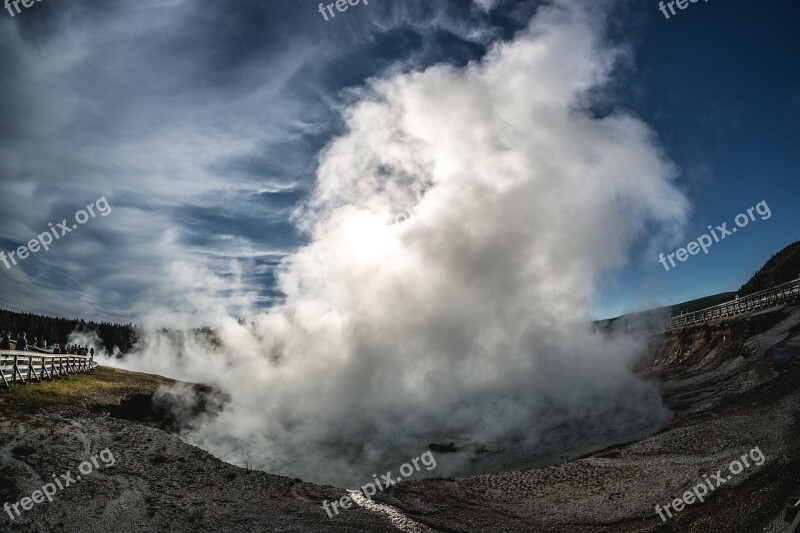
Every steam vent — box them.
[1,0,799,531]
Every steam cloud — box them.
[109,0,688,485]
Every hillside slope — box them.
[740,241,800,296]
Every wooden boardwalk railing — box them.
[0,351,96,391]
[659,277,800,332]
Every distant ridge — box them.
[739,241,800,297]
[668,291,738,316]
[601,240,800,326]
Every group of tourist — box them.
[0,332,35,351]
[0,331,94,360]
[53,344,94,359]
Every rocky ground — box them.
[1,303,799,532]
[0,369,396,532]
[372,304,800,532]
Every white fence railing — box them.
[0,350,96,391]
[659,277,800,332]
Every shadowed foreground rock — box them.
[0,369,395,532]
[1,304,799,532]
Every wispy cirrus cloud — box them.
[0,0,514,323]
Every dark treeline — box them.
[0,308,139,354]
[739,241,800,296]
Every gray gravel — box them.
[374,305,800,532]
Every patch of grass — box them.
[0,366,175,421]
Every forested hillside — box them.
[739,241,800,296]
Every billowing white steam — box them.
[109,1,688,485]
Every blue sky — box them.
[596,0,800,317]
[0,0,797,324]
